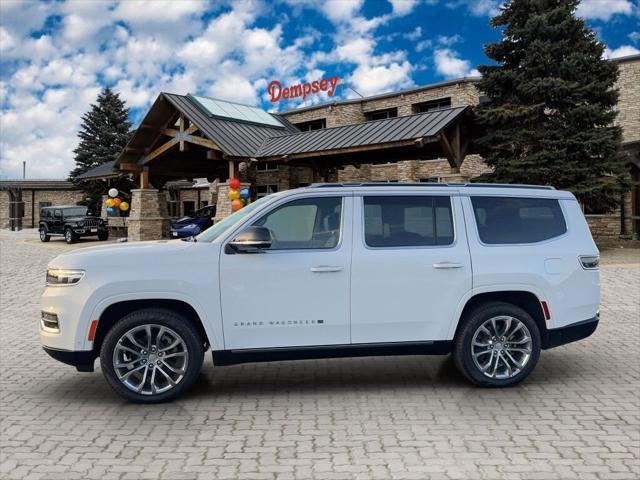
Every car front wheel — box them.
[64,228,77,244]
[98,230,109,241]
[100,308,204,403]
[453,302,541,387]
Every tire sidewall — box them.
[100,308,204,403]
[64,228,75,244]
[454,302,541,387]
[39,227,50,242]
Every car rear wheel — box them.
[453,302,541,387]
[100,308,204,403]
[64,228,77,244]
[39,227,50,242]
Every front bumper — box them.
[43,346,95,372]
[543,315,599,349]
[72,226,108,235]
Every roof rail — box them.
[308,182,556,190]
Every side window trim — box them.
[359,194,457,250]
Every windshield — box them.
[196,195,274,242]
[63,207,88,217]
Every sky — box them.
[0,0,639,179]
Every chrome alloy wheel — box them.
[112,324,189,395]
[471,315,533,380]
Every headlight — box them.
[78,221,84,227]
[46,269,85,286]
[184,224,198,229]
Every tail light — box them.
[579,255,599,270]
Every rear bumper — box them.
[543,315,599,349]
[43,346,95,372]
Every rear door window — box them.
[471,196,567,244]
[363,196,454,247]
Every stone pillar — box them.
[127,189,170,241]
[277,164,292,191]
[214,182,251,223]
[397,160,419,182]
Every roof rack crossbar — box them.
[308,182,555,190]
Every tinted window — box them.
[254,197,342,250]
[62,207,88,217]
[471,196,567,244]
[364,196,454,247]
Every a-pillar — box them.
[214,182,251,223]
[127,189,170,241]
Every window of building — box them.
[200,200,209,208]
[413,97,452,113]
[471,196,567,244]
[365,108,398,121]
[364,196,454,247]
[256,161,279,171]
[294,118,326,131]
[420,177,440,183]
[254,197,342,250]
[257,184,279,198]
[183,201,195,216]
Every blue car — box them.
[170,205,216,239]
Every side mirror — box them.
[228,226,271,253]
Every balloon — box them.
[106,207,116,215]
[240,188,250,199]
[105,198,115,207]
[229,178,241,190]
[231,199,243,211]
[240,198,247,206]
[108,188,118,198]
[228,189,240,200]
[113,198,122,206]
[119,201,129,211]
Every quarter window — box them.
[471,196,567,244]
[254,197,342,250]
[363,196,454,247]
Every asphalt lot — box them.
[1,229,639,480]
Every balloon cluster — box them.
[228,178,250,212]
[105,188,129,215]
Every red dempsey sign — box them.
[268,76,340,102]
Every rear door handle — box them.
[310,265,343,273]
[433,262,464,269]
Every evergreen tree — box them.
[474,0,625,212]
[69,87,132,212]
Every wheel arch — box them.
[92,299,211,358]
[452,290,549,347]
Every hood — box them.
[65,216,101,223]
[48,239,195,270]
[172,216,207,227]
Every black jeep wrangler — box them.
[39,206,109,244]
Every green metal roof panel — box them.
[188,94,284,128]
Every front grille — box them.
[84,218,101,227]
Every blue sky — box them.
[1,0,639,179]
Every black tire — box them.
[452,301,541,387]
[98,230,109,241]
[64,227,77,244]
[100,308,204,403]
[39,227,50,242]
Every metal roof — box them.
[162,93,298,158]
[256,106,469,158]
[75,161,118,181]
[0,179,76,190]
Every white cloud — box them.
[348,61,413,97]
[416,39,433,52]
[629,32,640,43]
[576,0,633,21]
[404,26,422,41]
[433,48,478,78]
[320,0,364,23]
[446,0,501,17]
[388,0,419,16]
[603,45,640,59]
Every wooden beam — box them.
[141,137,179,164]
[179,114,185,152]
[140,167,149,189]
[438,131,459,169]
[183,134,221,151]
[118,163,143,173]
[228,160,237,179]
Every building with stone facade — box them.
[0,180,84,230]
[3,55,637,242]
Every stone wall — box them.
[616,56,640,144]
[127,189,170,241]
[0,188,83,229]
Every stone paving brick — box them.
[1,229,639,479]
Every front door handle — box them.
[433,262,464,269]
[310,265,343,273]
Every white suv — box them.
[41,183,600,402]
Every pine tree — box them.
[69,87,132,212]
[474,0,625,212]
